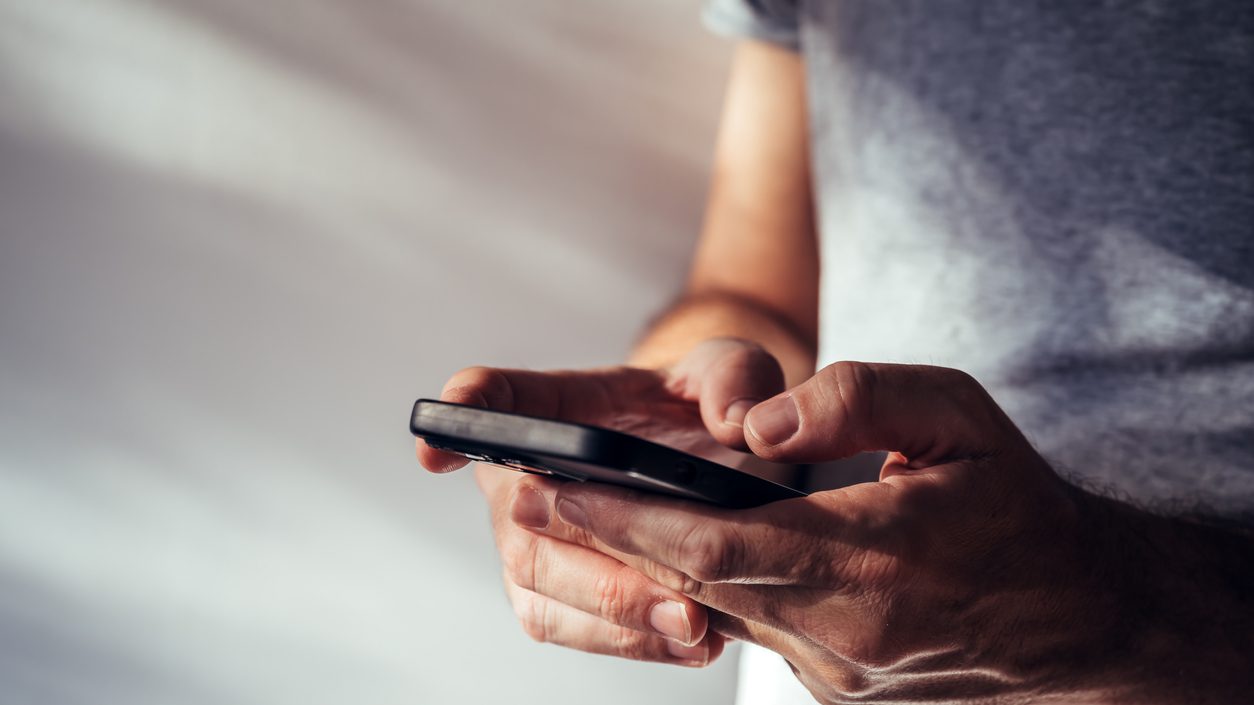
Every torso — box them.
[803,0,1254,520]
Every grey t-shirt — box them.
[706,0,1254,522]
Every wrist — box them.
[1073,490,1254,703]
[629,292,816,385]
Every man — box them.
[418,2,1254,702]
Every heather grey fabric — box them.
[705,0,1254,522]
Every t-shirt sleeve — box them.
[701,0,800,51]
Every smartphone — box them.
[410,399,807,508]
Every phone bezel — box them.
[411,399,807,508]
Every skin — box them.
[512,361,1254,703]
[418,40,817,668]
[416,41,1254,702]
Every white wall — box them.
[0,1,740,702]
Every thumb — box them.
[743,361,1025,465]
[666,338,786,450]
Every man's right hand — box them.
[414,338,788,667]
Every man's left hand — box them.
[512,362,1250,704]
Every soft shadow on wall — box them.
[0,1,737,704]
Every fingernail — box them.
[722,398,759,427]
[666,639,708,665]
[511,486,549,529]
[649,601,692,644]
[746,394,799,446]
[555,498,588,529]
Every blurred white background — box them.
[0,1,739,703]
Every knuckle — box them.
[500,531,539,590]
[792,658,870,701]
[940,366,988,408]
[822,361,877,428]
[937,365,980,390]
[477,464,515,504]
[444,366,513,407]
[647,562,704,598]
[721,340,771,369]
[828,666,873,699]
[515,591,551,643]
[932,366,1011,439]
[608,624,652,660]
[563,523,601,550]
[842,631,895,670]
[675,523,738,584]
[592,568,629,626]
[694,336,758,361]
[712,342,783,390]
[831,598,902,671]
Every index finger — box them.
[415,365,667,473]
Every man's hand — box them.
[515,362,1253,703]
[415,338,788,667]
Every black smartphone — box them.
[410,399,807,508]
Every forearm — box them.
[629,42,816,388]
[629,289,816,387]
